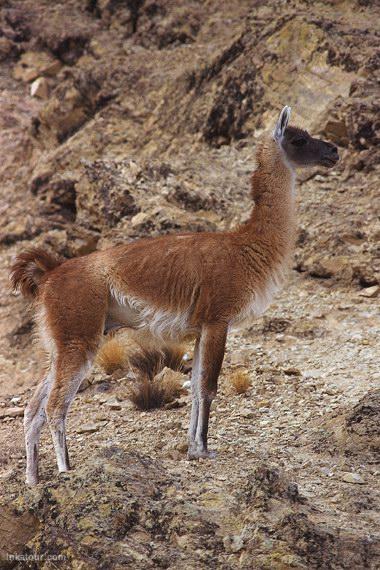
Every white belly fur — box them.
[108,286,193,341]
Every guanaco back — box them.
[10,106,339,485]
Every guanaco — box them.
[10,107,339,485]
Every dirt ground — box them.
[0,1,379,568]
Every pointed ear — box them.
[273,106,291,143]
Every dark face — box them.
[281,126,339,168]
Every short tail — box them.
[10,247,63,298]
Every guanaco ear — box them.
[273,106,291,143]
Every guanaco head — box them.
[273,106,339,168]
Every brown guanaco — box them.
[10,106,339,485]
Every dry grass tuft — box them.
[156,367,187,401]
[128,367,187,411]
[129,344,187,379]
[229,368,251,394]
[96,330,188,379]
[128,377,167,410]
[96,337,128,374]
[163,346,188,372]
[128,347,165,380]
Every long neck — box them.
[238,137,297,258]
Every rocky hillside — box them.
[0,0,379,568]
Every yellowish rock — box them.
[30,77,49,99]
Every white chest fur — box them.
[230,263,288,330]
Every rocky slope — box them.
[0,0,379,568]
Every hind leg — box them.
[46,349,94,474]
[36,269,107,478]
[24,369,54,485]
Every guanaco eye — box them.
[292,137,307,147]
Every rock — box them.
[241,409,255,419]
[0,37,15,61]
[341,473,365,485]
[164,399,187,410]
[13,51,61,82]
[284,367,302,377]
[353,264,379,288]
[10,397,21,404]
[30,77,49,99]
[104,398,123,410]
[155,367,187,385]
[76,160,138,230]
[306,256,352,280]
[76,422,105,433]
[346,390,380,438]
[223,534,244,553]
[0,508,40,567]
[323,117,349,147]
[358,285,379,298]
[229,349,253,366]
[78,378,91,393]
[37,89,90,144]
[0,407,24,418]
[131,212,150,229]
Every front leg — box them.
[188,322,227,460]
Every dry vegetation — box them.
[228,368,252,395]
[97,330,188,378]
[128,377,168,411]
[96,336,129,374]
[157,367,187,401]
[128,367,187,411]
[97,331,189,411]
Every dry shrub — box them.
[163,345,188,372]
[229,368,251,394]
[128,377,167,410]
[156,367,187,401]
[128,368,187,411]
[128,347,165,380]
[96,337,128,374]
[96,329,188,378]
[129,344,187,379]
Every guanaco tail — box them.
[10,106,339,485]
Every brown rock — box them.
[76,160,138,230]
[306,256,353,280]
[0,509,40,566]
[0,37,15,61]
[13,51,61,82]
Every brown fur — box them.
[13,108,339,483]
